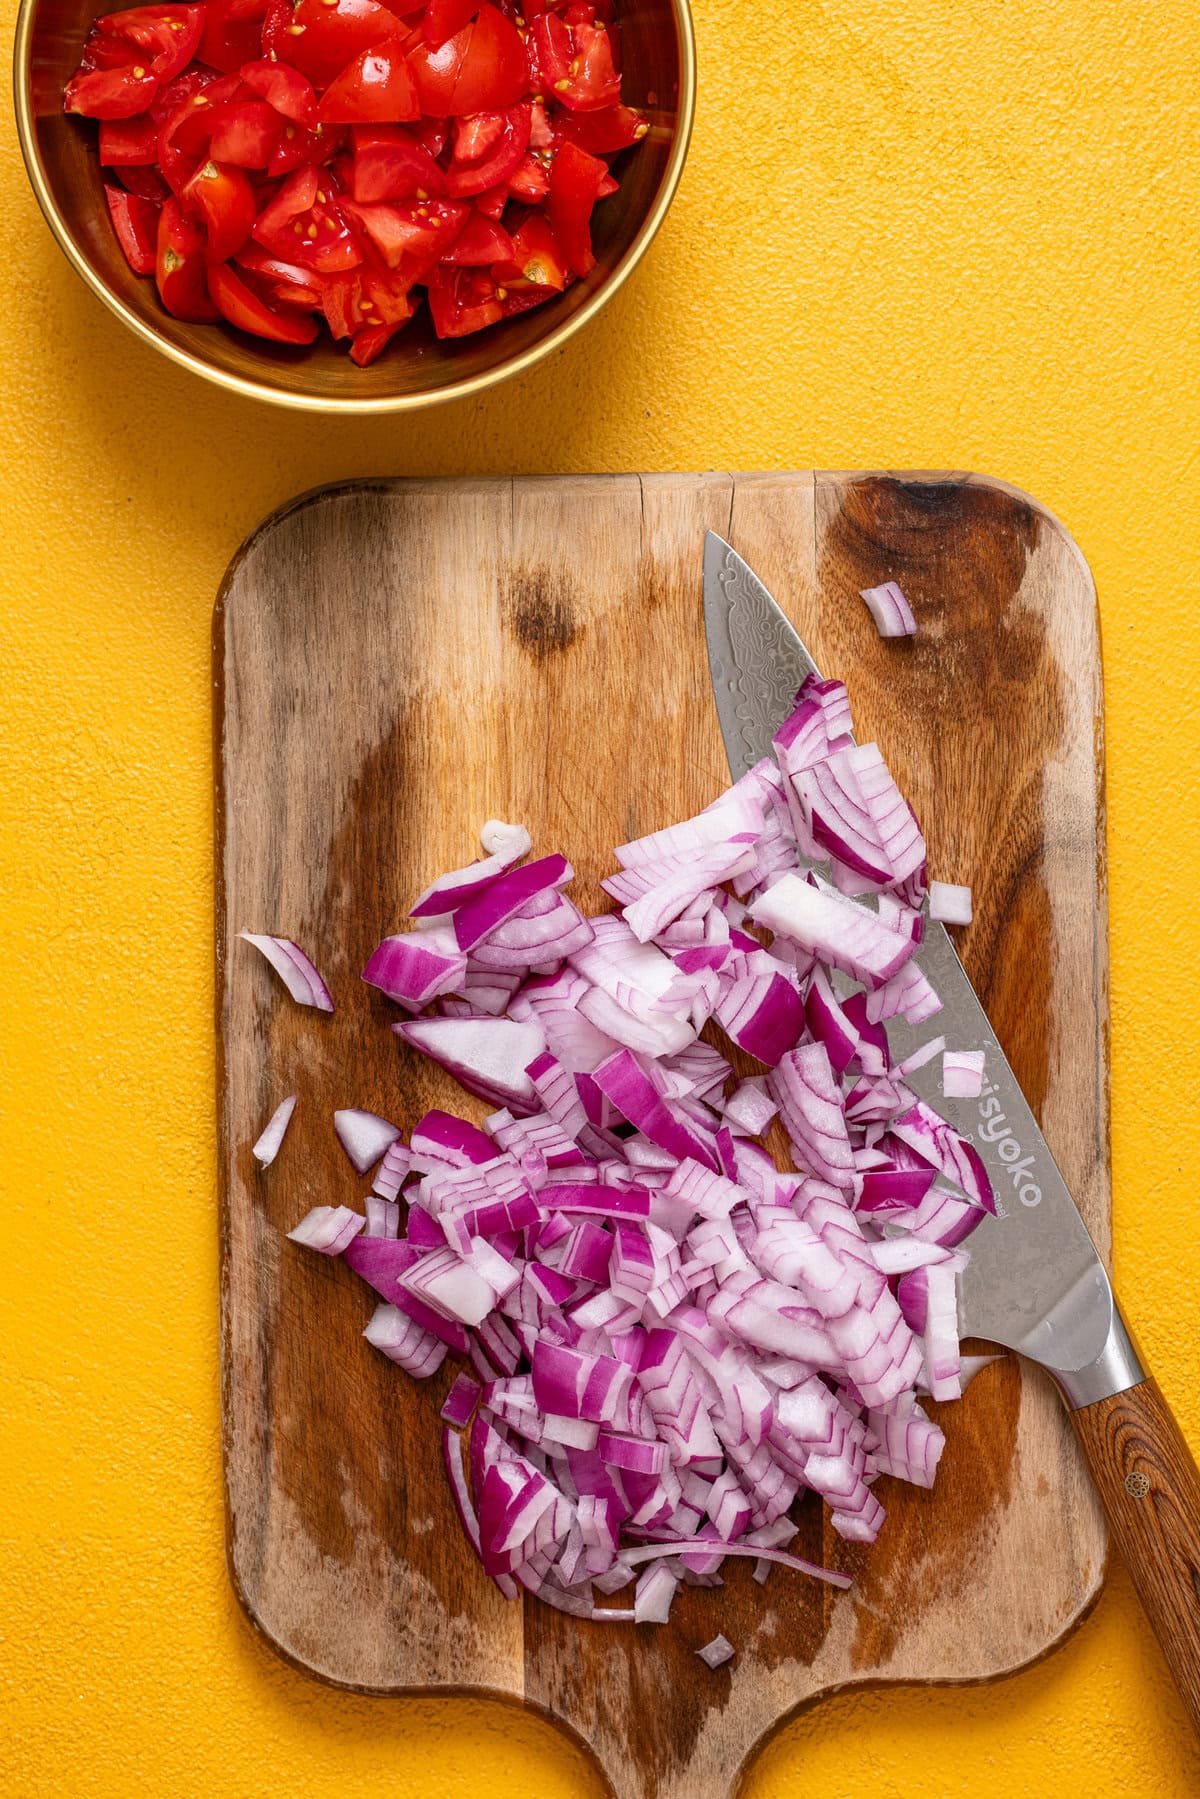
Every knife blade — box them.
[702,530,1136,1399]
[704,532,1200,1738]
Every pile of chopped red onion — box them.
[248,670,1002,1637]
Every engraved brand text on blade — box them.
[978,1081,1042,1208]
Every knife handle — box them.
[1070,1374,1200,1736]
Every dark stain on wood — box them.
[503,566,582,661]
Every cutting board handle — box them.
[1070,1373,1200,1736]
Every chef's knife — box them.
[703,531,1200,1735]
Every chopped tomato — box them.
[268,118,339,176]
[63,0,640,353]
[104,180,160,272]
[97,4,205,82]
[443,101,529,196]
[254,161,319,230]
[350,124,446,200]
[239,58,319,127]
[208,260,320,340]
[493,208,567,290]
[553,101,645,153]
[157,75,240,191]
[235,241,324,305]
[423,0,474,50]
[348,316,407,364]
[531,11,619,112]
[409,114,447,156]
[64,1,205,114]
[319,43,420,124]
[506,152,548,202]
[208,99,280,165]
[200,0,266,73]
[449,4,526,113]
[155,194,218,317]
[100,113,161,163]
[472,180,507,218]
[498,277,564,317]
[258,0,292,61]
[182,158,256,259]
[426,263,502,335]
[252,165,363,271]
[528,99,553,149]
[340,195,465,275]
[545,136,603,275]
[116,162,171,200]
[405,24,467,113]
[320,262,414,336]
[276,0,405,91]
[407,3,523,115]
[452,109,503,161]
[149,64,222,122]
[65,63,159,119]
[440,207,511,263]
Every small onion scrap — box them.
[859,581,917,639]
[240,931,334,1011]
[253,1094,297,1167]
[942,1050,986,1100]
[928,881,973,926]
[281,674,996,1630]
[696,1633,735,1669]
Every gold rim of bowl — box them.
[12,0,696,414]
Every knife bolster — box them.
[1047,1301,1146,1410]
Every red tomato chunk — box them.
[63,0,648,360]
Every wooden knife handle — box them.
[1070,1375,1200,1735]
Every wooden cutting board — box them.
[215,471,1110,1798]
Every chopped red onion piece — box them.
[859,580,917,638]
[410,820,532,919]
[441,1371,483,1428]
[333,1108,401,1174]
[751,875,918,991]
[929,880,973,926]
[942,1049,986,1099]
[634,1562,678,1622]
[364,1193,401,1239]
[720,1077,778,1135]
[624,1539,851,1590]
[453,854,574,953]
[287,1204,363,1255]
[714,969,805,1064]
[395,1017,545,1112]
[252,1094,296,1167]
[696,1632,735,1668]
[372,1138,413,1201]
[362,928,467,1008]
[770,1043,855,1190]
[895,1034,946,1078]
[364,1303,448,1378]
[240,931,334,1011]
[890,1099,995,1213]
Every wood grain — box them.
[1071,1377,1200,1735]
[215,471,1110,1798]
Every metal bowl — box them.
[13,0,694,413]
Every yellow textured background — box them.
[3,0,1199,1792]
